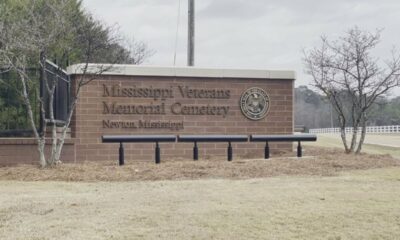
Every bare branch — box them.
[303,26,400,153]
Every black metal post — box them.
[155,142,160,164]
[264,141,270,159]
[227,141,232,161]
[297,141,302,158]
[193,141,198,160]
[119,142,124,166]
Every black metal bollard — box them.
[227,141,233,161]
[193,141,198,161]
[297,141,302,158]
[155,142,160,164]
[119,142,125,166]
[264,141,270,159]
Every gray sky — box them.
[82,0,400,87]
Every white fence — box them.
[309,125,400,134]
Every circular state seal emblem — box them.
[240,87,270,120]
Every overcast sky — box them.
[82,0,400,87]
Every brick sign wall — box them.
[71,67,294,162]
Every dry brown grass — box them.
[1,168,400,240]
[0,147,399,182]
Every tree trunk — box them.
[19,72,49,166]
[349,126,358,152]
[54,126,68,162]
[356,114,367,154]
[337,114,350,153]
[49,123,58,165]
[340,127,351,153]
[38,139,46,168]
[54,89,80,163]
[47,79,58,166]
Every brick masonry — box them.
[0,139,75,166]
[0,69,294,166]
[71,75,294,162]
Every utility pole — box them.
[187,0,195,66]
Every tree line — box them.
[0,0,153,135]
[295,85,400,130]
[0,0,153,67]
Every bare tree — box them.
[0,0,151,167]
[303,26,400,153]
[118,36,155,64]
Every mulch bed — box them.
[0,147,399,182]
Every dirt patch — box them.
[0,147,399,182]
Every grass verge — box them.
[306,134,400,159]
[1,167,400,239]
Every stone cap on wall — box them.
[67,64,296,80]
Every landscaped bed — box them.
[0,147,399,181]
